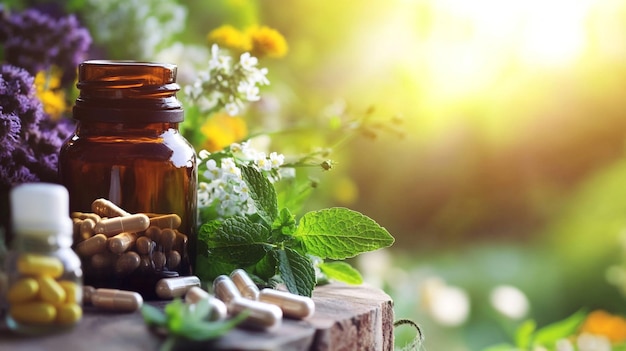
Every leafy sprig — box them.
[141,299,247,351]
[196,164,394,297]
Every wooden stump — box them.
[0,283,394,351]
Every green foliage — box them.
[197,166,394,296]
[141,299,246,351]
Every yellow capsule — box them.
[107,232,137,254]
[91,198,131,217]
[91,288,143,312]
[149,214,181,229]
[76,233,107,256]
[56,303,82,324]
[258,288,316,319]
[17,254,64,278]
[230,269,260,300]
[59,281,82,304]
[10,302,57,324]
[38,276,66,304]
[155,276,201,299]
[94,213,150,237]
[7,277,39,304]
[229,297,283,331]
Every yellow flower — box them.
[580,310,626,343]
[207,25,251,53]
[247,25,288,58]
[35,68,67,120]
[200,112,248,152]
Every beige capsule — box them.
[149,214,181,229]
[159,228,176,252]
[80,218,96,241]
[115,251,141,275]
[229,297,283,331]
[155,276,201,299]
[212,275,241,305]
[259,288,315,319]
[91,288,143,312]
[107,232,137,254]
[230,269,260,300]
[185,286,228,321]
[76,233,108,256]
[94,213,150,237]
[91,198,131,217]
[71,212,101,223]
[135,236,154,255]
[144,226,162,242]
[166,250,181,270]
[90,252,118,270]
[83,285,96,305]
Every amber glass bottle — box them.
[59,61,197,299]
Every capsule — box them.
[185,286,228,321]
[91,288,143,312]
[152,251,166,270]
[17,254,64,278]
[91,198,131,217]
[115,251,141,275]
[56,303,82,324]
[71,212,101,223]
[7,277,39,303]
[230,269,260,300]
[59,281,82,304]
[155,276,201,299]
[76,233,108,256]
[83,286,96,305]
[93,213,150,237]
[149,214,181,229]
[90,252,118,270]
[38,276,66,304]
[80,218,96,241]
[135,236,154,255]
[212,275,241,305]
[166,250,181,270]
[107,232,137,254]
[259,288,315,319]
[159,228,176,252]
[229,297,283,331]
[9,302,57,324]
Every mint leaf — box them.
[241,165,278,225]
[318,261,363,285]
[533,309,586,347]
[277,248,316,296]
[514,320,536,349]
[141,303,168,327]
[195,254,237,282]
[272,207,297,235]
[293,208,394,259]
[204,216,272,266]
[248,251,278,281]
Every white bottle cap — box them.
[10,183,73,235]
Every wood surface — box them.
[0,282,394,351]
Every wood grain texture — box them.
[0,283,394,351]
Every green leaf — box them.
[195,254,237,282]
[272,207,297,235]
[241,165,278,225]
[293,208,395,259]
[249,251,278,281]
[514,319,536,349]
[533,309,587,347]
[276,248,316,297]
[141,303,168,327]
[318,261,363,285]
[204,216,272,266]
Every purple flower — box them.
[0,64,73,188]
[0,7,91,85]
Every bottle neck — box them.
[75,121,180,137]
[13,232,72,253]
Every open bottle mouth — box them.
[73,60,184,123]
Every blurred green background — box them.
[10,0,626,348]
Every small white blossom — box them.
[203,159,221,180]
[556,339,575,351]
[225,101,239,116]
[198,149,211,160]
[239,52,258,70]
[577,333,611,351]
[269,152,285,169]
[238,81,261,101]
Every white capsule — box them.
[229,297,283,331]
[230,269,260,300]
[212,275,241,305]
[185,286,228,321]
[155,276,201,299]
[259,288,315,319]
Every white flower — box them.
[238,81,261,101]
[250,67,270,86]
[420,277,470,327]
[556,339,575,351]
[225,101,240,116]
[239,52,258,70]
[489,285,529,320]
[198,149,211,160]
[577,333,611,351]
[269,152,285,169]
[203,159,221,180]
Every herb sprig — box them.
[196,164,395,297]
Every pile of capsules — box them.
[6,254,82,325]
[71,198,188,278]
[82,269,315,332]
